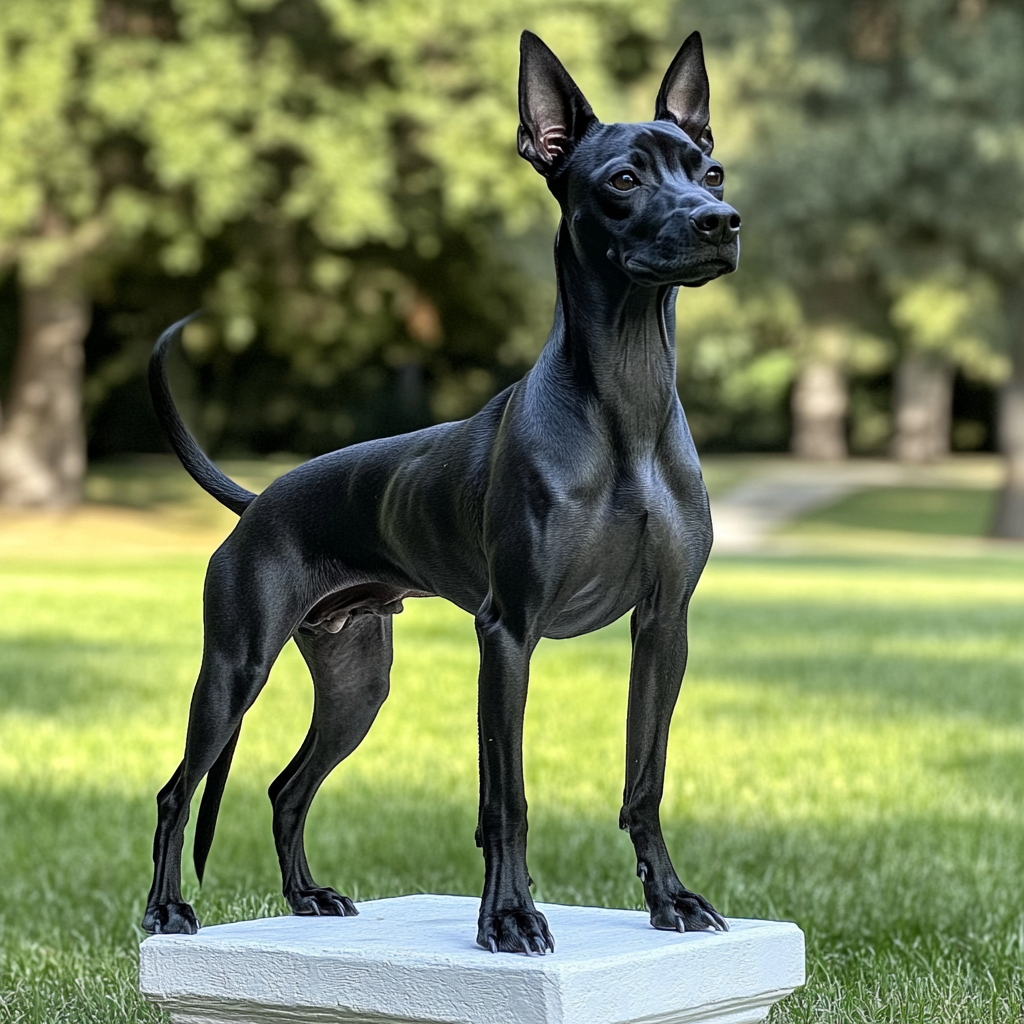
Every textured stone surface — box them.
[139,894,804,1024]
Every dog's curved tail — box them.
[193,723,242,885]
[149,314,256,516]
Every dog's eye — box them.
[610,171,640,191]
[704,167,724,188]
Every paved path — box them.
[707,457,1003,552]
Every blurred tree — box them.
[994,286,1024,537]
[0,0,675,505]
[673,278,799,453]
[0,1,100,504]
[690,0,1024,526]
[679,0,901,460]
[790,331,849,460]
[889,271,1002,461]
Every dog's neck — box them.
[535,220,680,452]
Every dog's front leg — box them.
[619,590,727,933]
[473,601,554,954]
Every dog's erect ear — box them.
[655,31,713,155]
[518,31,597,176]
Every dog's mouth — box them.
[676,256,736,288]
[619,246,738,288]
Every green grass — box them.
[2,491,1024,1020]
[797,486,1000,537]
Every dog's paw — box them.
[142,901,199,934]
[287,887,358,918]
[477,909,555,955]
[649,887,727,933]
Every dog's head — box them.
[518,31,740,288]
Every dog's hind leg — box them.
[142,552,297,935]
[269,614,393,917]
[142,652,280,933]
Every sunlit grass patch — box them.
[795,486,1000,537]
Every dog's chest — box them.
[542,460,705,638]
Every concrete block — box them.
[140,894,804,1024]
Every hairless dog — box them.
[143,30,740,955]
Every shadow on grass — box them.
[688,598,1024,721]
[0,638,188,718]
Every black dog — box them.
[142,30,740,955]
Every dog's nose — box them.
[689,204,741,245]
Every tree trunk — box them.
[0,271,89,506]
[992,361,1024,539]
[890,350,953,462]
[791,359,848,459]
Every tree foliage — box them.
[5,0,1024,525]
[678,0,1024,453]
[0,0,680,482]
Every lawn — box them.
[2,463,1024,1022]
[797,487,1000,537]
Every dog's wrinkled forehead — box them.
[570,121,707,182]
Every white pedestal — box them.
[139,894,804,1024]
